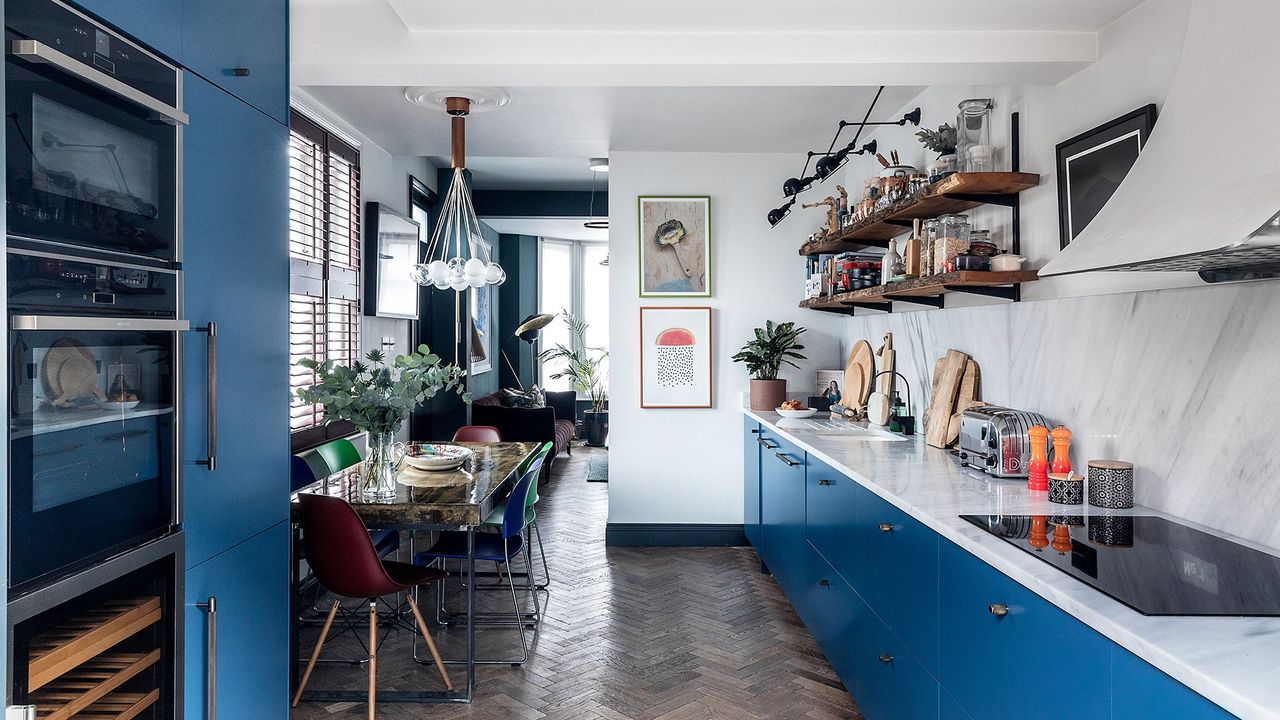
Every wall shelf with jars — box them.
[800,111,1039,314]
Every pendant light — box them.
[583,158,608,230]
[408,93,506,290]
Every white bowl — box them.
[989,254,1025,272]
[776,407,818,418]
[403,443,474,472]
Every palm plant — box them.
[732,320,807,380]
[539,311,608,414]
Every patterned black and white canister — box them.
[1087,460,1134,509]
[1088,513,1134,547]
[1048,472,1084,505]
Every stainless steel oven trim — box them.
[10,315,189,331]
[10,40,189,125]
[5,236,178,270]
[6,245,181,276]
[34,0,186,78]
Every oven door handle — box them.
[11,40,190,125]
[10,315,190,332]
[196,322,217,471]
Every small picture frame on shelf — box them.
[1056,104,1158,249]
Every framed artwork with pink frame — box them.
[639,306,712,408]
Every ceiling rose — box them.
[403,86,511,113]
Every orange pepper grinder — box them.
[1029,515,1049,551]
[1050,426,1073,474]
[1051,523,1073,554]
[1028,425,1049,492]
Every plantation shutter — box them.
[288,111,361,446]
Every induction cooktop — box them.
[961,514,1280,616]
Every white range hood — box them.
[1039,0,1280,282]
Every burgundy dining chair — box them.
[453,425,502,442]
[292,493,452,718]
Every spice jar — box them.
[934,213,971,273]
[921,219,940,276]
[956,99,995,172]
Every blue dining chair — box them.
[412,456,544,666]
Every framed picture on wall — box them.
[639,306,712,408]
[637,196,711,297]
[1056,104,1158,248]
[469,233,494,375]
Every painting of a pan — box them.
[638,196,711,297]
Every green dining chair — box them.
[483,441,553,589]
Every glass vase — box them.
[362,431,405,502]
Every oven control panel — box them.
[7,250,178,318]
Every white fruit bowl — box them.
[776,407,817,418]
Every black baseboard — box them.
[605,523,747,547]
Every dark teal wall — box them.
[468,221,502,399]
[497,234,540,390]
[474,190,607,217]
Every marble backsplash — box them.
[840,280,1280,550]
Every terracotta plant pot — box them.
[749,379,787,411]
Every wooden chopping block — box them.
[841,340,875,411]
[944,358,982,444]
[925,350,969,448]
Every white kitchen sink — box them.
[774,417,910,442]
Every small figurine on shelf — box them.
[802,195,840,236]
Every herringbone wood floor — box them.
[292,444,862,719]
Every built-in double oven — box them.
[5,0,187,716]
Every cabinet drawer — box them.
[805,459,857,581]
[853,483,939,673]
[758,431,806,592]
[791,544,862,684]
[939,539,1112,719]
[852,588,940,720]
[1112,646,1233,718]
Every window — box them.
[288,111,361,447]
[538,238,609,392]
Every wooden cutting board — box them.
[925,349,969,448]
[841,340,875,411]
[945,359,982,445]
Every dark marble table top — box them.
[293,441,540,529]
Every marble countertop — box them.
[746,408,1280,720]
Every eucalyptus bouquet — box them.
[296,346,469,499]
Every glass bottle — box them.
[956,99,994,172]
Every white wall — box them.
[607,152,844,524]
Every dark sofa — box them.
[471,389,575,482]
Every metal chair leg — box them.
[367,600,377,720]
[533,520,551,589]
[504,541,529,666]
[523,539,542,625]
[292,600,340,707]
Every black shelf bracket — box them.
[808,304,860,316]
[842,300,894,313]
[944,285,1020,301]
[883,294,944,309]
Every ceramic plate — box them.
[776,407,817,418]
[403,443,474,472]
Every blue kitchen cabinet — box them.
[181,73,290,568]
[182,0,288,123]
[804,456,857,582]
[852,594,940,720]
[938,539,1113,719]
[1111,646,1233,718]
[759,433,806,593]
[791,544,860,682]
[744,419,762,548]
[852,483,940,674]
[185,522,290,720]
[71,0,183,63]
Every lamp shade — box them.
[515,313,556,342]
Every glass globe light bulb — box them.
[464,257,486,278]
[483,262,505,285]
[410,263,431,285]
[427,259,449,283]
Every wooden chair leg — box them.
[368,600,377,720]
[406,593,454,690]
[292,600,340,707]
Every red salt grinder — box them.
[1050,425,1073,475]
[1027,425,1049,492]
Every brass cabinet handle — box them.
[988,603,1009,617]
[878,653,893,663]
[818,578,830,587]
[818,479,833,486]
[878,523,894,533]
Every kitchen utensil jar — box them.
[957,98,995,172]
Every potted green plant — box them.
[732,320,807,411]
[539,312,609,447]
[296,346,469,501]
[916,123,958,179]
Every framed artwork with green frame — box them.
[637,195,711,297]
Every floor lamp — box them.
[502,313,555,389]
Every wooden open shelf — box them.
[28,597,162,692]
[799,172,1040,256]
[800,270,1039,313]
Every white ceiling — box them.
[291,0,1145,189]
[482,217,609,242]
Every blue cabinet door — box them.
[939,539,1112,719]
[181,74,290,568]
[185,522,290,720]
[744,418,762,547]
[1111,646,1233,718]
[182,0,288,123]
[72,0,182,63]
[853,600,940,720]
[759,435,806,593]
[852,483,940,674]
[804,457,857,584]
[792,543,862,685]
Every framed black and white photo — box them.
[1056,104,1157,248]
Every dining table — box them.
[290,440,540,705]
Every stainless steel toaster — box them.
[957,406,1049,478]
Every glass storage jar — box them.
[935,213,971,273]
[921,219,941,276]
[956,98,995,172]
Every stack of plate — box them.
[403,443,474,472]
